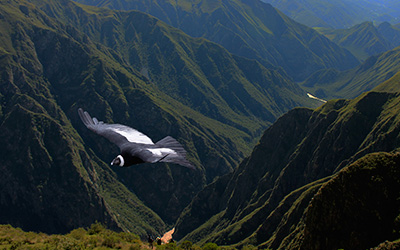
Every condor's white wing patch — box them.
[112,126,154,144]
[147,148,177,156]
[78,108,154,147]
[79,108,195,169]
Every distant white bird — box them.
[78,108,195,169]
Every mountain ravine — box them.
[0,0,318,234]
[174,91,400,249]
[73,0,360,81]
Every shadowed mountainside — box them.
[174,91,400,249]
[298,152,400,250]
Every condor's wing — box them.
[133,136,195,169]
[134,146,195,170]
[78,108,154,148]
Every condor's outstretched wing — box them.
[78,108,154,148]
[147,136,195,169]
[132,140,195,169]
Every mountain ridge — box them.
[315,21,400,62]
[0,0,319,233]
[263,0,400,29]
[4,0,400,246]
[73,0,360,81]
[298,151,400,250]
[174,90,400,249]
[301,44,400,100]
[316,21,392,61]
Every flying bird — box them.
[78,108,195,169]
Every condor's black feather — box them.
[78,108,194,169]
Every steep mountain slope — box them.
[38,0,323,222]
[316,22,393,61]
[296,152,400,250]
[374,71,400,93]
[301,45,400,100]
[174,91,400,249]
[0,1,166,236]
[377,21,400,48]
[34,0,316,136]
[73,0,359,81]
[263,0,400,29]
[0,0,319,232]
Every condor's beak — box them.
[111,158,120,166]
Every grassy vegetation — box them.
[0,223,143,250]
[175,91,400,248]
[315,22,390,61]
[0,223,259,250]
[301,45,400,100]
[75,0,360,82]
[301,152,400,250]
[374,71,400,93]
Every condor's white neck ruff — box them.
[116,155,124,166]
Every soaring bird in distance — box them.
[78,108,195,169]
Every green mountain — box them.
[174,91,400,249]
[301,45,400,100]
[374,71,400,93]
[298,152,400,250]
[377,21,400,48]
[0,0,166,236]
[73,0,359,81]
[0,0,318,234]
[263,0,400,29]
[316,22,392,61]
